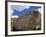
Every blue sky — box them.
[11,5,41,16]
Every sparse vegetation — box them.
[11,11,41,31]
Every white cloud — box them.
[25,6,30,9]
[10,10,14,16]
[11,5,30,12]
[35,8,41,13]
[11,16,19,18]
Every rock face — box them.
[11,11,41,31]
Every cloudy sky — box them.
[10,5,41,18]
[10,5,30,18]
[11,5,30,12]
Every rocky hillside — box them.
[11,11,41,31]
